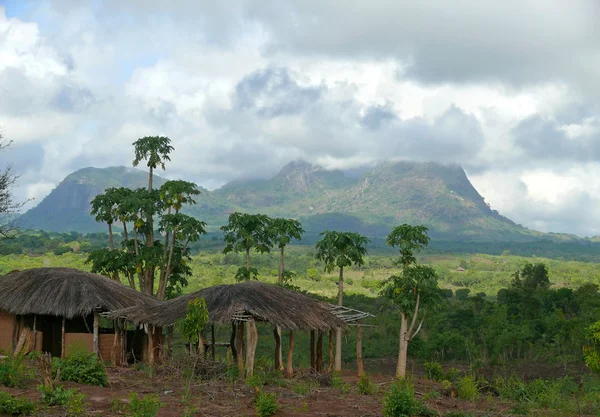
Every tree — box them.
[268,218,304,285]
[380,224,441,378]
[315,230,369,371]
[0,135,23,237]
[221,213,272,281]
[510,262,550,290]
[87,138,207,299]
[584,321,600,374]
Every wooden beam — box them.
[61,317,66,358]
[148,326,155,364]
[230,322,237,362]
[93,311,99,356]
[316,330,323,373]
[236,322,244,377]
[310,330,316,369]
[286,331,295,378]
[32,315,37,351]
[328,329,334,373]
[356,322,364,376]
[112,320,119,366]
[211,325,216,360]
[273,326,282,370]
[245,320,258,378]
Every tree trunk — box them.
[335,266,344,371]
[108,223,114,250]
[286,331,295,378]
[123,222,129,241]
[396,313,408,378]
[245,321,258,378]
[278,246,284,284]
[245,248,251,279]
[274,327,282,370]
[310,330,316,369]
[356,323,364,376]
[316,330,323,373]
[328,329,334,373]
[93,311,99,356]
[237,322,245,377]
[198,332,206,357]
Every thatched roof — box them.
[0,267,157,319]
[105,281,346,331]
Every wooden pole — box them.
[32,315,37,351]
[273,327,282,370]
[230,322,237,361]
[245,320,258,378]
[316,330,323,373]
[236,322,244,377]
[61,317,66,358]
[167,326,174,359]
[286,331,295,378]
[328,329,334,373]
[112,320,119,366]
[310,330,316,369]
[93,311,99,356]
[148,326,155,364]
[356,322,364,376]
[211,325,216,360]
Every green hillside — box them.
[18,160,570,241]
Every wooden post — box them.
[245,320,258,378]
[236,322,244,377]
[310,330,316,369]
[316,330,323,373]
[32,315,37,350]
[167,326,174,359]
[328,329,334,373]
[199,332,206,357]
[286,331,295,378]
[211,325,216,360]
[93,311,99,356]
[148,326,155,364]
[112,320,119,366]
[273,327,282,370]
[61,317,66,358]
[356,322,364,376]
[121,321,127,365]
[230,322,237,361]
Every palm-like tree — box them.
[269,218,304,285]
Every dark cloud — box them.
[360,104,396,130]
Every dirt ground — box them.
[0,362,596,416]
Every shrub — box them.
[357,373,377,395]
[455,288,470,301]
[346,278,354,286]
[53,346,108,386]
[443,368,461,382]
[424,361,444,381]
[0,353,32,388]
[254,391,278,417]
[66,391,88,417]
[39,384,77,406]
[128,393,163,417]
[456,375,479,401]
[0,391,36,416]
[331,372,350,393]
[382,379,422,417]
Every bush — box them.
[331,372,350,393]
[0,353,32,388]
[53,346,108,386]
[0,391,36,416]
[456,375,479,401]
[254,391,279,417]
[39,384,77,406]
[383,379,422,417]
[455,288,471,301]
[424,361,444,381]
[443,368,461,382]
[128,393,163,417]
[357,373,377,395]
[66,391,88,417]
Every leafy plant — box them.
[0,391,36,416]
[254,391,279,417]
[330,372,350,393]
[357,373,377,395]
[382,379,422,417]
[38,384,77,406]
[424,361,444,381]
[66,391,88,417]
[455,375,480,401]
[127,393,163,417]
[53,346,108,386]
[0,353,32,388]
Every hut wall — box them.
[64,333,94,355]
[99,334,122,363]
[0,311,15,352]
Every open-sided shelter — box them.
[0,267,156,363]
[105,281,346,375]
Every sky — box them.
[1,0,600,236]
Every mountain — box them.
[20,161,551,241]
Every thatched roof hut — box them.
[105,281,345,331]
[0,267,156,319]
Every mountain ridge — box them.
[18,161,572,241]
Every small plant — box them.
[0,391,36,416]
[444,412,474,417]
[423,390,441,400]
[357,373,377,395]
[455,375,480,401]
[128,393,163,417]
[39,384,77,406]
[254,391,279,417]
[424,361,444,381]
[330,372,350,393]
[0,353,32,388]
[66,391,88,417]
[110,397,126,413]
[443,367,461,382]
[53,346,108,386]
[246,373,266,388]
[383,379,422,417]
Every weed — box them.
[444,412,474,417]
[331,372,350,393]
[254,391,279,417]
[443,368,461,382]
[424,361,444,382]
[0,391,36,416]
[53,346,108,386]
[38,384,78,406]
[66,391,88,417]
[423,390,441,400]
[109,397,126,413]
[0,354,32,388]
[357,373,377,395]
[382,379,422,417]
[455,375,479,401]
[127,393,163,417]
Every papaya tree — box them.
[269,217,304,285]
[315,230,369,371]
[221,212,272,281]
[380,224,441,378]
[584,321,600,374]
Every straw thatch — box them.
[0,267,156,319]
[105,281,346,331]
